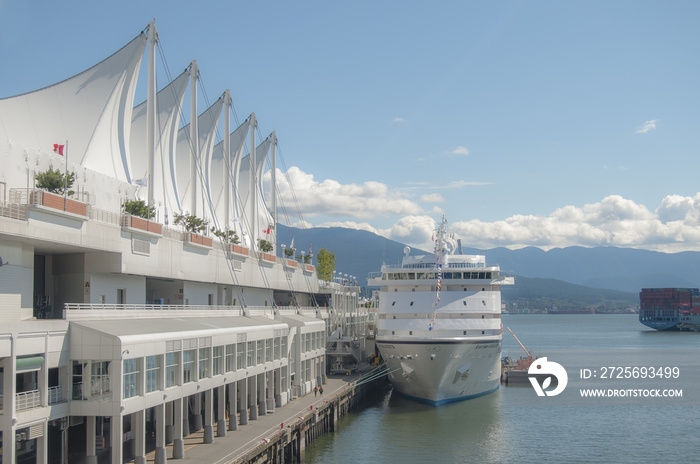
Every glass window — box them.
[225,344,236,372]
[281,336,288,358]
[274,337,281,360]
[213,346,224,376]
[199,347,210,379]
[265,339,272,362]
[146,355,160,393]
[123,358,139,399]
[256,340,264,365]
[247,341,255,367]
[166,352,179,388]
[237,342,246,369]
[183,349,196,383]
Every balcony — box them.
[16,390,41,411]
[73,375,112,401]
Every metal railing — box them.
[72,375,112,401]
[48,385,66,404]
[16,390,41,411]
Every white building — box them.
[0,22,344,464]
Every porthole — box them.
[409,331,413,335]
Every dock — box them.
[127,367,386,464]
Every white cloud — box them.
[451,146,469,156]
[268,166,424,219]
[322,194,700,253]
[635,119,657,134]
[392,117,407,123]
[420,193,446,203]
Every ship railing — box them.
[48,385,67,405]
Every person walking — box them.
[314,386,318,396]
[319,386,324,395]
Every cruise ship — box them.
[0,22,364,464]
[368,218,514,405]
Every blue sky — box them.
[2,1,699,252]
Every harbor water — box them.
[305,314,700,463]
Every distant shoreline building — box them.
[0,23,356,464]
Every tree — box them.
[283,247,295,258]
[316,248,336,281]
[258,239,273,253]
[122,199,156,220]
[211,227,239,244]
[173,212,208,234]
[35,165,76,196]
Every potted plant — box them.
[121,199,161,234]
[32,165,86,216]
[212,227,248,256]
[258,239,275,262]
[174,212,211,247]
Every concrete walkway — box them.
[134,375,358,464]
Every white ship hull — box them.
[376,338,502,405]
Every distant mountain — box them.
[501,276,637,312]
[276,223,425,284]
[277,224,700,298]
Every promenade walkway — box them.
[133,375,357,464]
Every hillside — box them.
[276,224,697,308]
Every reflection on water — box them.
[305,315,700,464]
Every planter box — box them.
[261,253,277,263]
[228,244,249,257]
[285,259,298,268]
[30,190,87,216]
[305,264,315,273]
[185,232,212,248]
[121,214,162,237]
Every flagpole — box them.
[63,140,68,210]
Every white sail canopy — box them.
[238,137,273,245]
[129,70,189,218]
[0,33,147,183]
[209,119,250,229]
[174,97,224,218]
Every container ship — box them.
[369,217,514,405]
[639,288,700,331]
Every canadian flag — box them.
[263,227,270,234]
[53,144,65,155]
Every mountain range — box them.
[277,224,700,308]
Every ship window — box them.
[393,315,396,319]
[482,300,486,305]
[463,331,467,335]
[463,301,467,305]
[410,301,414,306]
[486,272,492,279]
[392,301,396,306]
[482,315,484,319]
[479,272,485,279]
[471,272,478,279]
[482,331,485,335]
[409,331,413,335]
[408,273,415,279]
[392,331,395,335]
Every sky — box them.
[1,1,699,253]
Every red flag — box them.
[53,144,64,155]
[263,228,270,234]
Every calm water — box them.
[305,315,700,464]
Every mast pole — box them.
[223,90,231,227]
[189,61,199,215]
[270,131,276,253]
[146,21,158,207]
[249,113,257,248]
